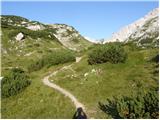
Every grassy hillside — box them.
[1,15,158,119]
[1,15,92,52]
[1,43,158,118]
[1,15,91,119]
[48,46,158,118]
[1,25,65,71]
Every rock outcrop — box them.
[104,8,159,46]
[49,24,91,51]
[26,24,45,31]
[1,15,92,51]
[15,32,24,41]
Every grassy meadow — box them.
[2,43,158,118]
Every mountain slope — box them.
[1,15,92,71]
[1,14,159,119]
[104,8,159,47]
[1,15,92,52]
[49,24,92,51]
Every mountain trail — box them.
[42,56,86,111]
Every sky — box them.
[1,1,159,40]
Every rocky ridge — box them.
[1,15,92,51]
[104,8,159,47]
[49,24,91,51]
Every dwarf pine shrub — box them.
[28,50,76,72]
[1,68,31,98]
[88,43,127,65]
[99,90,159,119]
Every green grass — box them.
[49,48,158,118]
[1,48,158,118]
[1,26,77,118]
[1,65,76,119]
[1,27,65,71]
[1,20,158,118]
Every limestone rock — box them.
[84,73,89,77]
[91,69,96,73]
[104,8,159,44]
[26,24,45,31]
[50,24,89,51]
[15,32,24,41]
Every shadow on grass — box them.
[98,98,122,119]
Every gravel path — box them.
[42,58,86,111]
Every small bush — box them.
[7,26,59,42]
[37,50,43,53]
[1,68,31,98]
[27,44,33,48]
[28,50,76,72]
[33,43,40,47]
[88,43,127,65]
[72,38,79,43]
[123,41,141,51]
[99,90,159,119]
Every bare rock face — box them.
[104,8,159,44]
[26,24,45,31]
[50,24,85,51]
[15,32,24,41]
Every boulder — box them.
[15,32,24,41]
[76,57,82,63]
[91,69,96,73]
[84,73,89,77]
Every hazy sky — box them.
[1,1,158,39]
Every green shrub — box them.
[28,50,76,72]
[88,43,127,65]
[1,15,29,23]
[27,44,33,48]
[123,41,141,51]
[37,50,43,53]
[99,90,159,119]
[72,38,79,43]
[33,43,40,47]
[1,68,31,98]
[7,26,59,42]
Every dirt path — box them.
[42,57,86,111]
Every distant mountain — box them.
[104,8,159,47]
[1,15,92,52]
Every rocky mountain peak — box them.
[104,8,159,44]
